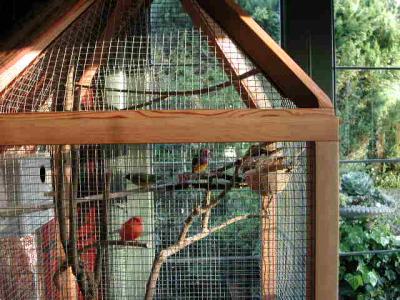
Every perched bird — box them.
[192,148,211,174]
[244,150,292,196]
[125,173,158,188]
[119,216,144,241]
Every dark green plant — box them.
[340,171,393,207]
[335,0,400,160]
[237,0,280,42]
[341,172,374,196]
[340,220,400,299]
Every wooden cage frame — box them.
[0,0,339,299]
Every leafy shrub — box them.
[340,220,400,299]
[340,172,394,207]
[372,169,400,190]
[342,172,374,196]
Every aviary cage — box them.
[0,0,339,299]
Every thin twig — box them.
[145,160,243,300]
[53,146,97,299]
[177,206,202,243]
[77,69,259,98]
[77,69,260,111]
[201,191,212,231]
[94,172,111,292]
[45,181,237,205]
[54,146,68,251]
[68,147,80,295]
[102,240,150,248]
[171,214,262,255]
[79,240,150,254]
[144,213,263,300]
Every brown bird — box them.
[192,148,211,174]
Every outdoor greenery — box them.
[340,220,400,299]
[236,0,280,42]
[339,171,400,299]
[335,0,400,298]
[340,171,394,207]
[335,0,400,162]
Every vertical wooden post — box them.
[306,142,315,299]
[261,194,277,299]
[315,141,339,299]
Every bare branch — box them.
[144,213,263,300]
[102,240,150,248]
[79,240,150,254]
[52,146,97,299]
[94,171,111,288]
[68,146,80,293]
[44,179,237,205]
[145,161,242,300]
[77,68,259,99]
[177,206,202,243]
[201,191,212,231]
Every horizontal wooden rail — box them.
[197,0,333,109]
[0,109,338,145]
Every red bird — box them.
[192,148,211,174]
[119,216,144,241]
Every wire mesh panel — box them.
[0,0,293,113]
[0,142,314,299]
[0,0,328,298]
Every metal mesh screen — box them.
[0,0,316,298]
[0,142,314,299]
[0,0,293,113]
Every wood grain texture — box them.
[306,142,316,299]
[0,0,95,94]
[197,0,333,109]
[261,196,277,299]
[182,0,271,108]
[315,142,339,299]
[0,109,338,145]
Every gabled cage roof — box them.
[0,0,332,114]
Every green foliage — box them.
[335,0,400,67]
[340,171,393,207]
[335,0,400,159]
[340,220,400,299]
[341,171,374,196]
[367,162,400,189]
[236,0,280,42]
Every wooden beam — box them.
[0,0,95,94]
[306,142,315,299]
[182,0,271,108]
[197,0,333,109]
[315,141,339,299]
[0,109,338,145]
